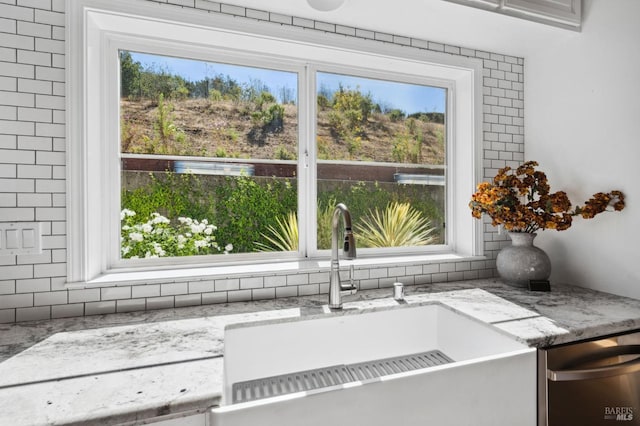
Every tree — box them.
[119,51,142,99]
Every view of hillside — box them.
[120,94,446,165]
[119,51,446,165]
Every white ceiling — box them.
[216,0,581,58]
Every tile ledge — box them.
[66,254,487,289]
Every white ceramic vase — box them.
[496,232,551,287]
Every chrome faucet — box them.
[329,203,357,309]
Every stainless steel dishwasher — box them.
[539,331,640,425]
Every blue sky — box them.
[129,51,446,114]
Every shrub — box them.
[276,145,296,160]
[332,85,374,129]
[356,202,436,248]
[392,131,422,164]
[251,102,285,132]
[213,176,297,253]
[120,210,232,259]
[121,172,216,225]
[255,211,298,252]
[388,109,406,122]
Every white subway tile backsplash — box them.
[68,288,100,303]
[51,25,63,40]
[175,294,201,307]
[0,292,32,308]
[359,279,379,290]
[298,284,319,296]
[352,268,369,280]
[0,105,16,120]
[17,192,50,206]
[0,16,17,32]
[17,20,50,37]
[246,8,268,21]
[0,0,523,322]
[369,268,388,279]
[202,291,227,304]
[17,135,51,150]
[18,79,52,95]
[146,296,174,310]
[0,280,16,294]
[34,9,63,26]
[0,90,34,107]
[0,75,17,90]
[219,4,243,15]
[0,119,34,135]
[34,289,66,305]
[387,266,406,277]
[0,264,32,280]
[0,192,16,206]
[309,271,329,284]
[85,301,115,315]
[286,273,308,286]
[422,264,440,274]
[0,4,34,22]
[131,284,160,298]
[275,286,297,298]
[270,13,292,25]
[18,0,52,10]
[16,305,49,321]
[101,286,131,300]
[16,277,49,292]
[264,275,286,288]
[194,0,220,12]
[252,287,275,300]
[0,164,16,177]
[18,106,52,121]
[0,308,16,323]
[51,303,83,318]
[160,282,187,296]
[188,280,214,293]
[240,276,263,290]
[214,278,239,292]
[227,289,251,303]
[1,33,34,51]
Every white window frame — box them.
[66,0,484,285]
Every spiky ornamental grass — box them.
[255,211,299,252]
[356,202,436,248]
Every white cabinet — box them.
[443,0,582,30]
[503,0,581,28]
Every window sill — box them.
[65,253,488,289]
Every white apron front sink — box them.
[210,302,536,426]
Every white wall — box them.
[527,0,640,298]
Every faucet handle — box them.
[340,264,358,293]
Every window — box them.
[119,51,299,259]
[68,0,483,284]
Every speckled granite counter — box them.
[1,279,639,426]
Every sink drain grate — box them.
[347,350,454,381]
[232,350,453,404]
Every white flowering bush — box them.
[120,209,232,259]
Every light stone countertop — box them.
[1,278,640,426]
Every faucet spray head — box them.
[343,226,356,259]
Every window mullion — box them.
[299,64,318,258]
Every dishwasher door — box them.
[539,331,640,426]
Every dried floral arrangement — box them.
[469,161,625,233]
